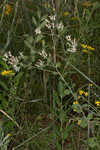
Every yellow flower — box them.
[89,83,93,87]
[87,46,95,51]
[79,90,84,95]
[81,44,95,51]
[5,4,11,15]
[71,17,77,20]
[6,133,11,137]
[73,101,78,112]
[95,101,100,104]
[1,70,15,76]
[78,96,81,99]
[77,120,81,125]
[81,44,87,49]
[82,1,92,7]
[84,92,88,97]
[97,104,100,106]
[73,109,77,112]
[73,101,78,105]
[63,11,69,16]
[95,101,100,106]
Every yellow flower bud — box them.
[78,96,81,99]
[77,120,81,125]
[84,92,88,97]
[79,90,84,95]
[63,11,69,16]
[73,101,78,105]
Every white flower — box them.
[35,27,41,34]
[13,65,20,72]
[38,49,47,59]
[19,52,24,58]
[66,35,77,53]
[3,51,24,72]
[67,46,77,53]
[52,23,55,29]
[8,51,12,57]
[66,35,71,41]
[56,22,64,31]
[4,53,8,58]
[49,15,56,21]
[45,23,52,29]
[45,19,50,24]
[2,57,7,61]
[45,19,52,29]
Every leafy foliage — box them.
[0,0,100,150]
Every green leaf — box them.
[88,137,98,148]
[64,89,71,96]
[37,10,41,19]
[27,36,34,44]
[56,62,61,68]
[14,72,23,86]
[54,125,60,137]
[41,15,48,21]
[54,92,61,105]
[32,16,37,25]
[87,113,93,120]
[24,40,34,50]
[39,21,47,29]
[24,34,33,44]
[0,94,8,108]
[58,81,65,98]
[35,35,44,43]
[80,117,87,128]
[0,93,6,101]
[0,60,9,69]
[59,110,66,122]
[56,141,61,150]
[59,27,68,35]
[62,125,71,140]
[92,2,100,11]
[0,81,9,91]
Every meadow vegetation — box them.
[0,0,100,150]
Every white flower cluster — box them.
[35,15,56,34]
[56,22,64,31]
[45,15,64,31]
[66,35,77,53]
[3,51,24,72]
[45,15,56,29]
[35,27,41,35]
[45,19,52,29]
[49,15,56,21]
[35,49,52,68]
[38,49,47,59]
[35,49,47,68]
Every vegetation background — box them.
[0,0,100,150]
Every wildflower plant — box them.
[0,0,100,149]
[66,35,78,53]
[3,51,24,72]
[4,4,11,15]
